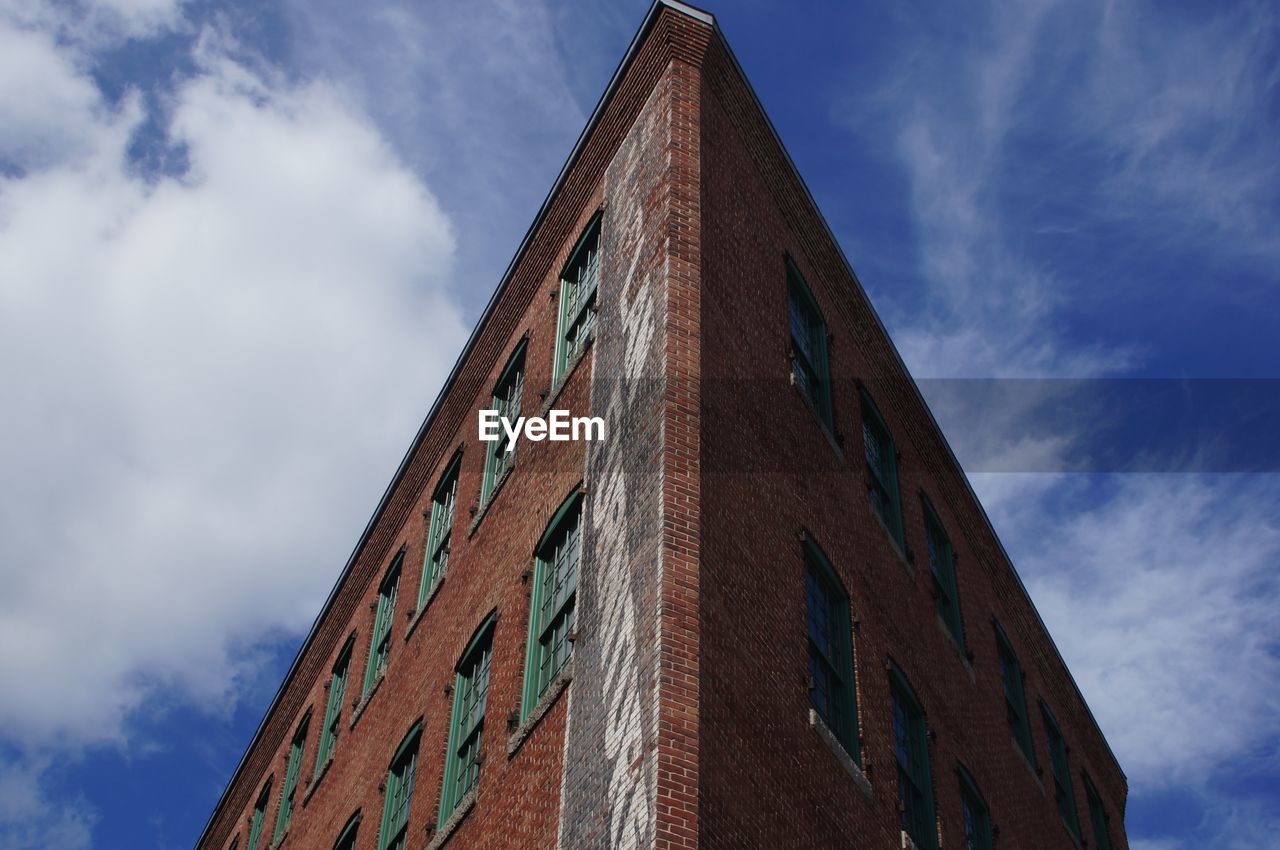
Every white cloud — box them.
[281,0,586,311]
[0,19,103,168]
[981,473,1280,790]
[0,14,466,752]
[0,757,94,850]
[1084,1,1280,260]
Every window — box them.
[272,716,308,843]
[922,497,964,647]
[861,388,903,547]
[522,491,582,717]
[1041,702,1082,840]
[1084,773,1113,850]
[420,453,460,605]
[439,617,494,823]
[377,726,420,850]
[333,814,359,850]
[229,840,239,850]
[363,552,404,697]
[246,779,271,850]
[994,622,1035,765]
[481,342,526,504]
[787,259,833,429]
[890,665,936,850]
[553,216,601,382]
[804,540,860,760]
[315,639,353,776]
[957,765,993,850]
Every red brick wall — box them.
[696,31,1128,850]
[200,6,1127,850]
[195,8,701,849]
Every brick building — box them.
[196,3,1129,849]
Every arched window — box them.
[439,616,495,823]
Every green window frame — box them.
[804,539,860,761]
[957,765,993,850]
[787,259,833,429]
[363,552,404,697]
[522,491,582,717]
[246,779,271,850]
[1084,772,1113,850]
[420,453,461,605]
[333,812,359,850]
[553,216,601,382]
[481,342,526,504]
[890,664,937,850]
[995,622,1036,765]
[315,638,353,777]
[439,617,494,824]
[861,388,904,547]
[922,497,964,647]
[377,725,420,850]
[1041,701,1082,840]
[272,716,308,843]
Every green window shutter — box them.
[420,454,461,606]
[439,618,495,825]
[803,540,861,761]
[522,492,583,717]
[890,664,937,850]
[1084,773,1113,850]
[332,814,359,850]
[553,216,602,383]
[994,623,1035,764]
[246,780,271,850]
[315,642,352,777]
[922,498,964,647]
[481,343,526,505]
[861,388,904,547]
[957,765,994,850]
[377,726,420,850]
[1041,702,1082,840]
[272,718,308,843]
[787,260,833,429]
[363,553,404,697]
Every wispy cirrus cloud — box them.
[833,0,1280,846]
[1083,1,1280,262]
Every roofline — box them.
[193,2,710,845]
[701,15,1126,783]
[198,1,1123,841]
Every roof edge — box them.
[702,16,1126,785]
[193,2,712,845]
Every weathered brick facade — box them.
[197,3,1128,849]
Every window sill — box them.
[507,658,574,758]
[936,615,974,682]
[539,331,594,418]
[406,576,445,642]
[809,709,872,798]
[349,671,386,731]
[900,830,921,850]
[300,756,334,808]
[790,378,844,462]
[469,462,514,538]
[427,789,477,850]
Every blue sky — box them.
[0,1,1276,848]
